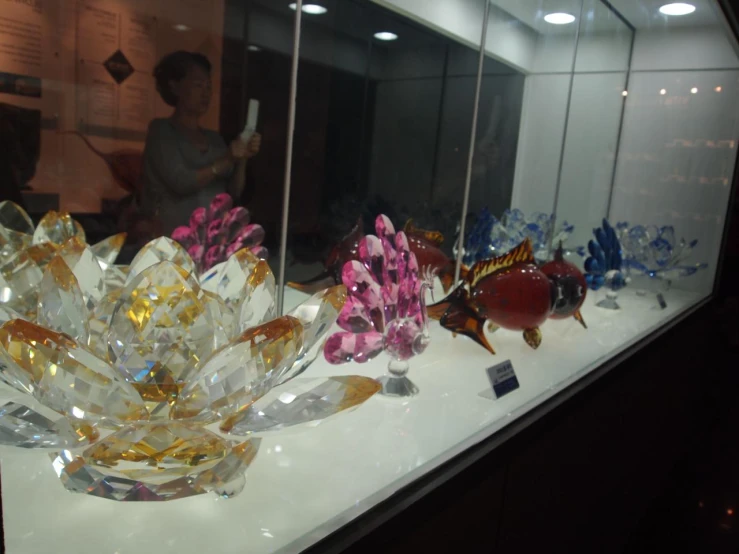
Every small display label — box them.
[486,360,520,399]
[656,293,667,310]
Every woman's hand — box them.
[230,133,262,160]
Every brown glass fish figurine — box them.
[429,238,554,354]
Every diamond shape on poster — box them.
[104,50,134,85]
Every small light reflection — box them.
[690,87,698,94]
[715,86,722,92]
[621,90,628,97]
[660,88,667,95]
[728,508,734,516]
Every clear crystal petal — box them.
[87,288,122,359]
[107,261,231,420]
[171,316,303,422]
[222,376,380,434]
[280,285,346,383]
[104,264,129,290]
[0,201,34,234]
[211,248,277,332]
[91,233,127,268]
[0,249,43,316]
[37,257,91,342]
[0,225,32,264]
[0,401,98,448]
[127,237,196,284]
[0,304,24,324]
[52,424,258,501]
[32,211,85,245]
[0,319,148,425]
[57,237,107,311]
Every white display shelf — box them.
[0,287,705,554]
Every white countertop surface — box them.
[1,287,705,554]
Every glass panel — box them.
[1,0,291,267]
[282,0,489,309]
[553,0,633,251]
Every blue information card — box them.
[485,360,520,399]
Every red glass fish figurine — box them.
[288,217,364,294]
[404,219,463,292]
[289,217,462,294]
[541,242,587,328]
[428,238,553,354]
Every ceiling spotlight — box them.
[690,87,698,94]
[660,88,667,95]
[659,3,696,16]
[622,90,628,97]
[715,86,722,92]
[374,31,398,41]
[288,3,328,14]
[173,24,190,31]
[544,12,576,24]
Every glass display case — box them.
[0,0,737,552]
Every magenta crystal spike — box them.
[208,193,233,221]
[324,331,383,364]
[358,235,385,285]
[224,207,251,240]
[204,245,225,270]
[235,224,266,248]
[375,214,395,241]
[172,226,197,250]
[337,295,375,333]
[342,260,384,321]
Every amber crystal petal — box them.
[32,211,86,245]
[0,319,148,425]
[0,201,34,234]
[222,376,380,434]
[24,242,60,267]
[171,315,303,422]
[57,237,106,311]
[127,237,196,283]
[37,256,91,342]
[52,423,259,501]
[0,401,98,448]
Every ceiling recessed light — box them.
[544,12,576,24]
[288,3,328,14]
[173,24,190,31]
[622,90,628,97]
[660,88,667,95]
[690,87,698,94]
[715,86,722,92]
[374,31,398,41]
[659,3,696,16]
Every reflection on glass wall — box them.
[284,0,493,289]
[0,0,294,265]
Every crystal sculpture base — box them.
[596,291,620,310]
[378,360,419,397]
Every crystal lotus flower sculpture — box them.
[0,237,380,501]
[615,223,707,304]
[584,219,628,310]
[0,201,127,317]
[324,215,431,398]
[461,207,584,266]
[172,193,267,273]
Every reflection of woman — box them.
[142,51,261,235]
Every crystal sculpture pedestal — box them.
[378,360,419,398]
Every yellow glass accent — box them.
[32,211,85,246]
[0,319,148,424]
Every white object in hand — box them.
[240,99,260,143]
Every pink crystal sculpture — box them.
[324,215,431,397]
[172,194,268,272]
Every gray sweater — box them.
[141,118,232,235]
